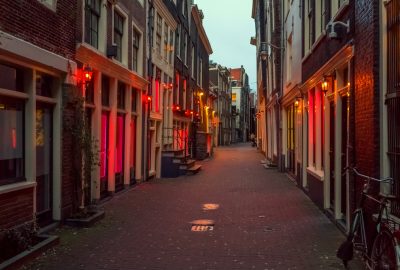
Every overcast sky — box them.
[195,0,256,91]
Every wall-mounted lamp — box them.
[294,95,303,107]
[321,75,335,96]
[83,65,93,83]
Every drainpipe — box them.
[143,0,154,181]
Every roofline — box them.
[191,5,213,55]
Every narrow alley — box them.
[23,145,361,270]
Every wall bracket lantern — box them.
[321,74,335,96]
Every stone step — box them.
[186,164,202,174]
[162,149,185,157]
[173,154,191,163]
[179,159,196,170]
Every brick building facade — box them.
[0,0,77,228]
[253,0,397,242]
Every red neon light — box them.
[11,128,16,149]
[155,80,160,112]
[130,118,136,167]
[100,114,108,178]
[115,116,124,173]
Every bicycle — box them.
[337,167,400,269]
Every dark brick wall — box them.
[0,187,34,229]
[0,0,77,59]
[353,0,380,209]
[306,173,324,209]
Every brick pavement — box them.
[22,144,363,270]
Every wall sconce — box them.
[321,75,334,96]
[294,95,303,107]
[83,65,93,83]
[147,95,152,102]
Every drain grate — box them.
[191,224,214,231]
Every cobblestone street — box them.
[23,144,362,270]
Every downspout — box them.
[143,0,154,181]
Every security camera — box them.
[326,20,350,40]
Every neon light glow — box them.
[131,120,136,164]
[115,115,124,173]
[11,128,16,149]
[100,114,108,179]
[155,80,160,112]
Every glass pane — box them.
[36,106,52,213]
[115,114,124,174]
[36,72,54,97]
[102,76,109,106]
[0,98,24,183]
[0,63,24,92]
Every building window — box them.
[169,29,174,64]
[183,32,188,65]
[36,72,54,97]
[308,87,324,170]
[132,29,140,72]
[131,88,137,113]
[164,23,169,60]
[114,11,124,62]
[182,0,188,17]
[117,82,125,110]
[0,97,25,185]
[176,24,181,58]
[199,58,203,88]
[85,0,101,49]
[102,76,110,107]
[156,13,162,55]
[191,44,195,78]
[386,0,400,217]
[286,33,292,82]
[183,79,187,109]
[0,63,24,92]
[175,72,180,104]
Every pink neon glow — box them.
[115,115,124,173]
[100,114,108,178]
[155,80,160,112]
[11,128,16,149]
[130,117,136,168]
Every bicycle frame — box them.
[338,167,400,268]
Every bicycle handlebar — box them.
[342,166,393,183]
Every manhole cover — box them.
[191,224,214,231]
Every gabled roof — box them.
[191,5,213,55]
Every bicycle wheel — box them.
[371,228,398,270]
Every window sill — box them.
[0,181,36,195]
[306,166,324,181]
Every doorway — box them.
[36,104,53,226]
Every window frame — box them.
[114,10,124,62]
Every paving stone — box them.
[22,144,363,270]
